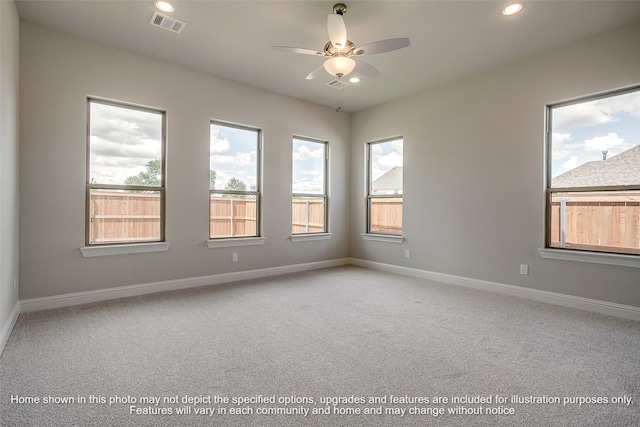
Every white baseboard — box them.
[1,301,20,356]
[20,258,350,313]
[348,258,640,322]
[16,257,640,322]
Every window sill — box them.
[361,233,405,244]
[290,233,333,243]
[80,242,170,258]
[538,248,640,269]
[207,237,266,249]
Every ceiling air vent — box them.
[326,79,349,89]
[150,12,186,33]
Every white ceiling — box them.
[15,1,640,112]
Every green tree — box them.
[125,159,161,186]
[225,177,247,191]
[209,170,217,190]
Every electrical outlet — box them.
[520,264,529,275]
[405,250,410,258]
[232,253,238,262]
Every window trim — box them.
[292,136,329,236]
[291,233,333,243]
[86,98,167,246]
[365,137,404,237]
[538,248,640,269]
[361,233,405,244]
[209,120,262,240]
[206,237,266,249]
[80,242,170,258]
[544,86,640,258]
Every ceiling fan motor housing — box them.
[333,3,347,16]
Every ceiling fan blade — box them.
[354,38,410,56]
[306,63,327,80]
[354,59,380,78]
[327,14,347,51]
[271,46,324,56]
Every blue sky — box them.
[292,138,325,195]
[370,138,403,183]
[210,123,258,190]
[89,102,163,185]
[550,90,640,179]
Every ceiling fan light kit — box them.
[271,2,410,80]
[323,56,356,78]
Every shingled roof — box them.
[372,166,403,194]
[552,145,640,188]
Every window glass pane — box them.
[210,123,258,192]
[89,102,163,186]
[369,197,403,234]
[367,138,403,236]
[292,138,325,195]
[209,193,257,238]
[370,138,403,195]
[550,90,640,187]
[292,196,325,234]
[549,190,640,255]
[89,189,161,244]
[547,88,640,256]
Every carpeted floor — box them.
[1,266,639,426]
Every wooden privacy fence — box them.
[370,198,403,234]
[209,197,257,238]
[550,191,640,254]
[89,192,405,242]
[89,191,161,244]
[292,197,325,234]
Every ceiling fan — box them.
[271,3,410,80]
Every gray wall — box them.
[350,21,640,307]
[16,17,640,310]
[19,22,350,300]
[0,0,20,338]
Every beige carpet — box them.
[1,266,639,426]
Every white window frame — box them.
[364,137,404,242]
[84,98,167,249]
[291,136,329,238]
[208,120,262,243]
[543,86,640,267]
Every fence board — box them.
[370,198,402,234]
[550,191,640,254]
[291,198,325,233]
[89,191,161,244]
[209,197,257,238]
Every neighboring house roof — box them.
[373,166,403,193]
[552,145,640,187]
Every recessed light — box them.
[502,2,524,16]
[349,77,360,83]
[154,1,174,13]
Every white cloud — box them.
[293,144,323,161]
[89,103,162,185]
[210,138,230,154]
[292,172,324,194]
[584,132,624,152]
[551,132,573,161]
[211,151,256,166]
[390,138,403,155]
[376,151,403,169]
[553,91,640,130]
[210,126,231,154]
[553,102,615,130]
[596,90,640,120]
[561,156,580,171]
